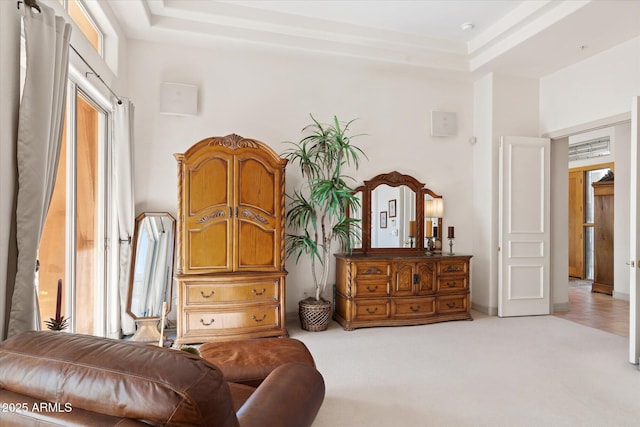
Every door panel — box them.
[499,136,551,317]
[630,96,639,364]
[568,170,584,278]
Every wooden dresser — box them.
[592,178,614,295]
[174,135,288,344]
[334,253,472,330]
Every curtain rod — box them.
[17,0,124,105]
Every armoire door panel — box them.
[187,222,232,272]
[236,157,277,216]
[187,155,232,215]
[236,221,276,269]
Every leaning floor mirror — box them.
[127,212,176,343]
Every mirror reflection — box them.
[371,184,416,248]
[127,212,176,319]
[424,196,444,252]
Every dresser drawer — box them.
[353,261,391,279]
[436,294,468,314]
[437,276,468,293]
[438,258,468,276]
[353,299,390,321]
[184,280,278,305]
[183,306,279,334]
[353,279,389,297]
[394,297,435,318]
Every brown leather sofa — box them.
[0,331,325,426]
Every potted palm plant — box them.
[284,115,366,331]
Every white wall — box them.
[540,37,640,134]
[126,39,475,313]
[472,73,541,315]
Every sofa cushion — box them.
[0,331,239,427]
[200,337,316,387]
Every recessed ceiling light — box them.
[461,22,475,31]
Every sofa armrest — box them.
[236,363,325,427]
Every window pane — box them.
[68,0,101,54]
[584,226,594,281]
[38,115,68,329]
[584,168,610,223]
[75,92,100,335]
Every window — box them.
[60,0,103,56]
[38,86,110,335]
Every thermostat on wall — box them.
[431,111,457,137]
[160,82,198,116]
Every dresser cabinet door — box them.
[393,261,436,296]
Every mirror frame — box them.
[351,171,442,255]
[126,212,176,320]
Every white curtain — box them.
[8,4,71,337]
[111,99,136,337]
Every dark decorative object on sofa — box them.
[0,331,325,426]
[284,115,367,331]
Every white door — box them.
[499,136,551,317]
[630,97,640,364]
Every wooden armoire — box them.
[592,177,614,295]
[174,134,288,344]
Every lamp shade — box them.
[425,198,444,218]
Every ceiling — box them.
[106,0,640,78]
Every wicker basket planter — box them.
[298,297,332,332]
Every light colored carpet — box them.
[287,311,640,427]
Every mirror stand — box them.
[130,317,165,343]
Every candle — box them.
[55,279,62,322]
[448,226,455,239]
[433,226,439,238]
[408,220,416,237]
[425,220,433,238]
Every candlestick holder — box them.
[409,236,415,248]
[425,237,435,256]
[447,238,455,255]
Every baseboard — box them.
[553,302,570,313]
[471,302,497,316]
[613,291,630,301]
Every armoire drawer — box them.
[183,305,279,334]
[394,297,435,318]
[436,294,468,314]
[183,281,278,305]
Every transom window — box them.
[59,0,103,56]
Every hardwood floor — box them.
[553,279,629,337]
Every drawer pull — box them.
[252,314,267,322]
[366,285,379,292]
[252,288,267,296]
[200,318,215,326]
[200,290,215,298]
[446,302,457,309]
[363,267,382,274]
[365,307,379,314]
[444,265,462,273]
[446,281,457,288]
[409,305,421,312]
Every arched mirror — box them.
[348,171,442,254]
[127,212,176,342]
